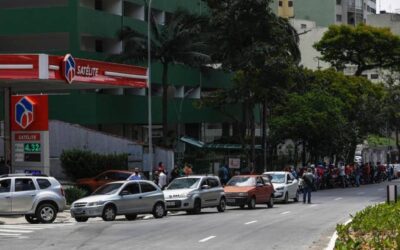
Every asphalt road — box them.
[1,179,396,250]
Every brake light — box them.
[61,187,65,197]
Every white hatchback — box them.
[263,171,299,203]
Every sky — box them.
[378,0,400,13]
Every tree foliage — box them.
[314,24,400,76]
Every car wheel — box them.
[25,215,40,224]
[102,205,116,221]
[248,197,256,209]
[293,190,299,202]
[267,196,274,208]
[192,199,202,214]
[217,197,226,212]
[36,203,57,224]
[125,214,138,221]
[239,205,245,209]
[153,203,165,219]
[75,217,89,222]
[283,192,289,204]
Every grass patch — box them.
[335,202,400,249]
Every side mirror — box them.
[256,183,264,187]
[287,179,293,184]
[120,190,130,196]
[201,185,210,189]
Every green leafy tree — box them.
[118,9,210,145]
[314,24,400,76]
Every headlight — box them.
[238,192,248,197]
[276,187,284,191]
[87,201,106,206]
[178,192,193,198]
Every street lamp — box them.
[147,0,153,179]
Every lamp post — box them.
[147,0,153,179]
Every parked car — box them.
[76,170,134,194]
[0,174,66,224]
[70,180,166,222]
[263,171,299,203]
[224,175,274,209]
[163,176,226,214]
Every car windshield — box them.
[92,183,123,195]
[268,174,285,183]
[166,178,200,190]
[226,176,256,187]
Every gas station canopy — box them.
[0,54,148,92]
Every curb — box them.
[325,219,352,250]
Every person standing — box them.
[302,168,314,204]
[128,168,142,180]
[158,168,167,189]
[218,165,229,185]
[170,165,181,182]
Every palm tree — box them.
[118,9,210,146]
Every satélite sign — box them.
[11,96,48,131]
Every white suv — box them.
[163,176,226,214]
[0,174,66,223]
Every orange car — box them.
[76,170,133,194]
[224,175,274,209]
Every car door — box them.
[0,179,12,213]
[12,178,38,213]
[139,182,160,213]
[199,178,212,207]
[117,182,142,214]
[286,174,297,198]
[207,178,221,206]
[255,177,268,203]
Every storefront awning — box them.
[180,136,262,150]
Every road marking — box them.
[0,226,45,230]
[0,233,21,236]
[280,211,291,215]
[334,197,343,201]
[310,204,318,208]
[199,236,216,243]
[244,220,257,225]
[0,229,32,233]
[357,192,365,195]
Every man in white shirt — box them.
[158,169,167,189]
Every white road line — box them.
[334,197,343,201]
[0,229,32,233]
[244,220,257,225]
[199,236,216,243]
[310,204,318,208]
[280,211,291,215]
[357,192,365,195]
[0,233,21,236]
[0,226,45,230]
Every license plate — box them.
[226,198,235,203]
[166,201,176,206]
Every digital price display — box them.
[24,143,41,153]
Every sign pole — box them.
[4,87,11,173]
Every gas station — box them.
[0,54,148,175]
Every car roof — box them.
[263,171,290,175]
[103,170,133,174]
[0,173,49,178]
[231,175,260,177]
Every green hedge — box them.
[335,202,400,249]
[60,149,129,180]
[65,187,87,205]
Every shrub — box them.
[65,187,87,205]
[60,149,129,180]
[335,202,400,249]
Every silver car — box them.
[70,180,166,222]
[163,176,226,214]
[0,174,66,224]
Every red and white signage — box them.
[15,133,41,141]
[0,54,148,88]
[11,95,48,131]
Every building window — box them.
[336,0,341,5]
[288,1,293,7]
[95,39,103,52]
[279,1,282,7]
[301,24,307,29]
[94,0,102,10]
[370,74,379,79]
[336,14,342,22]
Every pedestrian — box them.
[183,163,193,176]
[153,170,159,186]
[339,163,346,188]
[355,164,361,187]
[218,164,229,185]
[158,168,167,189]
[128,168,142,180]
[170,164,181,182]
[302,168,314,204]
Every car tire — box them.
[25,215,40,224]
[192,199,202,214]
[217,197,226,212]
[153,202,165,219]
[248,197,256,209]
[283,192,289,204]
[36,203,57,224]
[125,214,138,221]
[102,205,117,221]
[267,196,274,208]
[239,205,245,209]
[75,217,89,222]
[293,190,299,202]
